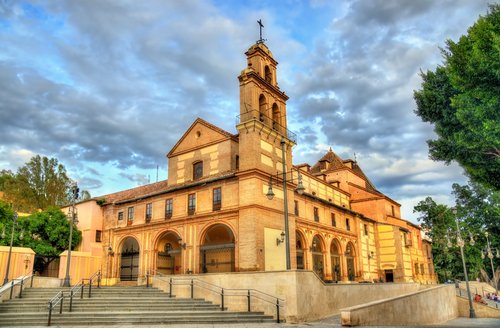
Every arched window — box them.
[259,94,267,123]
[193,161,203,180]
[272,103,280,131]
[330,239,341,282]
[265,65,272,83]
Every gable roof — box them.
[167,118,237,158]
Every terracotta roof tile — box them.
[97,180,169,204]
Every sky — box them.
[0,0,493,222]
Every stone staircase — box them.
[0,286,275,326]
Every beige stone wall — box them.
[152,270,425,323]
[456,296,500,318]
[341,285,458,326]
[0,246,35,282]
[58,251,101,285]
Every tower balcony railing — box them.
[236,110,297,144]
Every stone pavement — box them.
[8,316,500,328]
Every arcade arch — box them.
[156,231,183,275]
[119,237,139,281]
[199,224,235,273]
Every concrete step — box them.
[0,285,277,326]
[0,312,275,326]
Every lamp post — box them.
[482,232,499,295]
[3,212,20,285]
[266,138,305,270]
[449,208,475,318]
[63,184,79,287]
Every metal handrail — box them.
[82,270,101,298]
[150,274,285,323]
[47,291,64,326]
[68,281,85,312]
[47,270,101,325]
[0,274,34,300]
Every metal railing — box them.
[147,273,285,323]
[456,287,500,310]
[47,270,101,326]
[236,110,297,144]
[0,274,34,300]
[47,291,64,326]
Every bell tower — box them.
[236,40,295,174]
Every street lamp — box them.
[63,184,79,287]
[482,232,499,294]
[266,138,305,270]
[448,208,475,318]
[3,212,23,285]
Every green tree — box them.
[414,181,499,283]
[17,206,82,256]
[414,4,500,190]
[3,155,73,212]
[0,170,14,191]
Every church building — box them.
[70,40,436,285]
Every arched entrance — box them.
[311,235,324,279]
[156,231,182,275]
[296,231,305,270]
[345,242,356,281]
[330,239,341,282]
[120,237,139,281]
[200,224,235,273]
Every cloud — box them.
[0,0,490,221]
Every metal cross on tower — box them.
[257,19,265,43]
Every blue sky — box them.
[0,0,493,222]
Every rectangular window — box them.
[346,218,350,231]
[165,198,173,219]
[414,263,419,274]
[420,263,425,275]
[95,230,102,243]
[404,232,412,247]
[193,161,203,180]
[188,193,196,215]
[145,203,152,223]
[363,224,368,236]
[294,200,299,216]
[213,187,221,211]
[118,212,123,221]
[331,213,336,227]
[314,207,319,222]
[127,207,134,226]
[391,205,395,216]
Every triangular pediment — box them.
[167,118,237,158]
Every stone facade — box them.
[69,41,436,285]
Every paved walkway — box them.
[10,316,500,328]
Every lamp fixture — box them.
[276,231,285,246]
[177,237,187,249]
[266,171,305,201]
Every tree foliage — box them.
[0,202,82,256]
[2,155,73,212]
[414,181,499,283]
[414,4,500,190]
